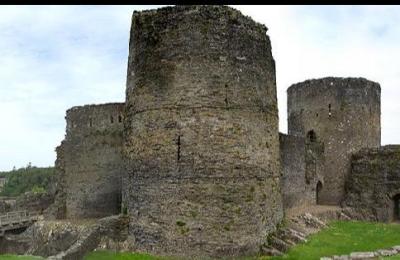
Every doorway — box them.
[316,181,323,205]
[392,194,400,222]
[307,130,317,143]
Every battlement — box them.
[288,77,380,92]
[287,77,380,112]
[131,5,267,33]
[352,145,400,161]
[65,103,124,138]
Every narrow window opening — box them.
[176,135,181,162]
[307,130,317,143]
[328,104,332,117]
[118,115,122,123]
[316,181,323,205]
[110,116,114,124]
[224,84,229,107]
[89,118,92,127]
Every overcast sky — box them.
[0,5,399,171]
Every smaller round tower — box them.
[287,77,381,205]
[64,103,125,219]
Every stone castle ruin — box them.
[46,5,400,258]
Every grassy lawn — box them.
[268,221,400,260]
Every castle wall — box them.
[45,142,67,219]
[123,5,283,257]
[287,77,381,205]
[344,146,400,222]
[279,133,324,210]
[63,103,125,219]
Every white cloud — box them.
[234,5,400,146]
[0,5,399,170]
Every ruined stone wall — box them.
[45,142,66,219]
[279,133,324,210]
[280,134,307,209]
[62,103,125,219]
[287,77,381,205]
[305,138,325,205]
[123,5,282,257]
[344,145,400,222]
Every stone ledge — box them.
[321,245,400,259]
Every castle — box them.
[47,5,400,258]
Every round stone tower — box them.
[287,77,381,205]
[64,103,125,219]
[123,5,282,257]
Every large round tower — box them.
[64,103,125,219]
[287,77,381,205]
[123,5,282,257]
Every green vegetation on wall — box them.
[0,164,55,197]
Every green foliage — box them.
[0,165,55,197]
[31,185,46,194]
[267,221,400,260]
[175,220,186,227]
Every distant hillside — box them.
[0,165,55,197]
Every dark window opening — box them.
[316,181,323,205]
[393,194,400,222]
[316,113,319,117]
[110,116,114,124]
[89,118,92,127]
[328,104,332,117]
[307,130,317,143]
[224,84,229,107]
[117,192,122,214]
[176,135,181,162]
[118,115,122,123]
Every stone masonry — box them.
[55,103,125,219]
[279,133,325,210]
[123,5,282,257]
[46,4,400,259]
[344,145,400,222]
[287,77,381,205]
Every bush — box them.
[0,165,55,197]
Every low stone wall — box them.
[344,145,400,222]
[321,245,400,259]
[0,215,129,259]
[15,192,53,213]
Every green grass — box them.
[0,255,44,260]
[268,221,400,260]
